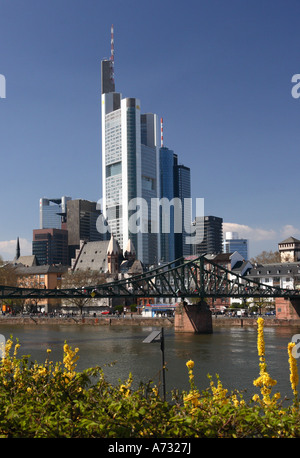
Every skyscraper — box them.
[159,146,176,262]
[159,150,192,261]
[193,216,223,256]
[173,159,192,258]
[32,228,69,265]
[101,27,160,266]
[40,196,71,229]
[223,231,248,260]
[67,199,103,261]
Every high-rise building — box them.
[67,199,103,261]
[101,26,192,266]
[159,149,192,262]
[32,228,68,265]
[159,146,176,262]
[40,196,71,229]
[101,28,160,266]
[173,159,192,259]
[193,216,223,256]
[223,231,248,260]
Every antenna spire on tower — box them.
[160,117,164,147]
[110,24,115,86]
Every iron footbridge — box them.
[1,255,300,301]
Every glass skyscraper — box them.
[223,232,248,260]
[174,159,192,259]
[101,28,191,266]
[40,196,71,229]
[101,89,160,266]
[159,147,175,262]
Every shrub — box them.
[0,319,299,438]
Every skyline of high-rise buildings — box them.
[22,26,250,266]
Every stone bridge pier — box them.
[275,297,300,320]
[174,300,213,334]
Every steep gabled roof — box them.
[107,235,121,255]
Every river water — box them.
[0,322,299,402]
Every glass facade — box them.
[104,108,123,248]
[193,216,223,256]
[159,147,175,262]
[102,93,160,265]
[32,229,68,265]
[223,237,248,260]
[174,163,192,258]
[40,197,71,229]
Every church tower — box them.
[107,234,121,274]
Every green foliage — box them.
[0,336,299,438]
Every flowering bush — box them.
[0,319,299,438]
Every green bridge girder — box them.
[0,255,300,300]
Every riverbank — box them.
[1,314,300,327]
[212,316,300,327]
[0,315,175,326]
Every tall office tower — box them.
[193,216,223,256]
[158,116,192,262]
[223,231,248,260]
[32,228,68,265]
[174,158,192,259]
[40,196,71,229]
[159,146,175,263]
[67,199,103,261]
[101,27,160,266]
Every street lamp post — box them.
[143,327,166,401]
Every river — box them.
[0,322,298,402]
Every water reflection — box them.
[0,323,299,401]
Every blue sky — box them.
[0,0,300,260]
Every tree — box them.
[62,270,106,315]
[250,250,281,265]
[0,263,18,287]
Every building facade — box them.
[32,228,68,266]
[15,264,68,313]
[223,231,248,260]
[101,27,192,266]
[193,216,223,256]
[39,196,71,229]
[278,237,300,263]
[173,159,192,259]
[101,81,160,266]
[245,262,300,291]
[67,199,103,262]
[159,147,175,263]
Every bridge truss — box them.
[1,255,300,302]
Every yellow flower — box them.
[119,384,130,397]
[63,343,79,378]
[13,343,20,356]
[119,373,133,398]
[288,342,299,397]
[231,394,239,408]
[186,360,194,370]
[210,378,228,403]
[183,389,200,407]
[152,386,159,397]
[257,317,265,358]
[253,317,278,406]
